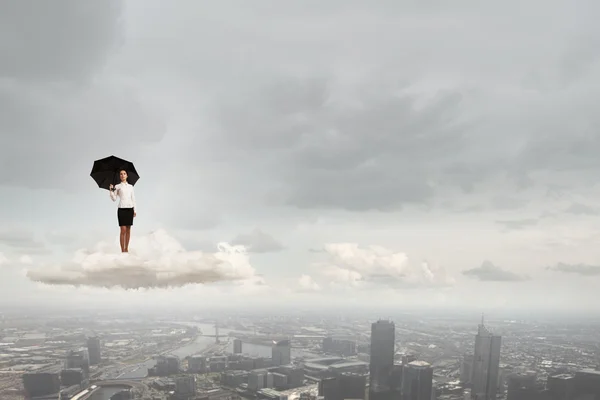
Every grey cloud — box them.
[547,262,600,276]
[27,265,235,290]
[0,1,164,190]
[106,1,600,214]
[495,219,538,230]
[209,81,473,212]
[563,202,598,216]
[0,229,48,253]
[231,229,284,253]
[491,196,529,210]
[0,0,121,82]
[463,261,529,282]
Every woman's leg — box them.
[125,226,132,252]
[120,226,127,252]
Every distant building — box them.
[234,339,243,354]
[60,368,85,387]
[222,370,248,387]
[318,373,367,400]
[401,360,433,400]
[460,354,474,385]
[573,368,600,398]
[66,348,90,374]
[277,365,305,388]
[23,372,60,398]
[369,320,395,400]
[506,371,537,400]
[87,336,101,365]
[390,363,403,395]
[175,375,197,398]
[272,372,288,389]
[188,355,207,373]
[471,316,501,400]
[323,337,357,357]
[546,374,574,399]
[152,355,180,376]
[249,370,269,391]
[272,340,292,366]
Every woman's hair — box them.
[119,169,128,175]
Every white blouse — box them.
[110,182,137,210]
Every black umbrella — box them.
[90,155,140,191]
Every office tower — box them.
[272,339,292,366]
[318,373,367,400]
[460,354,474,385]
[401,360,433,400]
[471,316,502,400]
[87,336,101,365]
[66,348,90,374]
[175,375,197,398]
[546,374,574,400]
[369,320,395,400]
[390,363,404,396]
[573,368,600,398]
[234,338,243,354]
[23,372,61,398]
[319,377,341,400]
[60,369,85,387]
[506,372,537,400]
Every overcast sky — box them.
[2,0,600,313]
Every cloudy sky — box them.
[2,0,600,313]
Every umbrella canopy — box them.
[90,155,140,190]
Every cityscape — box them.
[1,309,599,400]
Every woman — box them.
[109,169,137,252]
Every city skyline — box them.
[2,1,600,310]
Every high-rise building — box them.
[460,354,474,385]
[506,371,537,400]
[369,320,395,400]
[546,374,574,400]
[401,360,433,400]
[272,339,292,366]
[175,375,197,398]
[87,336,101,365]
[66,348,90,374]
[234,339,243,354]
[471,316,501,400]
[23,372,61,398]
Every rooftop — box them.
[407,360,431,368]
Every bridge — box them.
[92,379,149,391]
[198,320,225,344]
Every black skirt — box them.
[117,207,134,227]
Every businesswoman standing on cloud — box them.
[110,169,136,253]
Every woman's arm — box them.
[109,184,117,202]
[131,187,137,215]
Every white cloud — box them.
[231,229,284,253]
[298,274,321,292]
[0,253,8,266]
[313,243,454,289]
[25,229,259,290]
[19,255,33,265]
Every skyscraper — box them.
[369,320,395,400]
[234,338,243,354]
[87,336,101,365]
[272,339,292,366]
[471,316,501,400]
[401,360,433,400]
